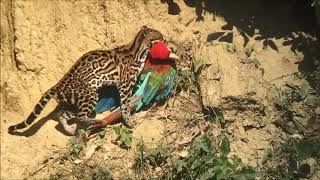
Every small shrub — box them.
[90,166,113,180]
[244,47,253,57]
[112,125,133,149]
[163,135,256,179]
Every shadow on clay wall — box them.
[162,0,320,91]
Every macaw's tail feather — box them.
[95,97,116,114]
[102,110,122,125]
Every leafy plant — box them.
[96,128,107,148]
[226,44,237,53]
[244,47,253,57]
[133,139,148,174]
[147,144,169,168]
[133,140,170,173]
[174,69,196,93]
[90,166,113,180]
[113,125,133,149]
[273,84,309,114]
[261,137,320,179]
[163,135,256,179]
[61,130,88,160]
[252,58,264,74]
[174,56,211,94]
[49,174,60,180]
[194,58,205,75]
[193,58,211,76]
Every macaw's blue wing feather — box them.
[95,72,151,114]
[95,97,116,114]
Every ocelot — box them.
[8,26,179,135]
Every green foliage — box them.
[113,125,133,149]
[163,135,256,180]
[291,139,320,160]
[131,136,255,179]
[261,137,320,179]
[96,128,107,149]
[220,136,230,155]
[193,57,211,76]
[226,44,237,53]
[133,139,148,174]
[63,130,88,159]
[194,58,205,75]
[306,58,320,94]
[273,84,309,117]
[252,58,264,74]
[147,144,170,168]
[90,166,113,180]
[244,47,253,57]
[48,163,113,180]
[174,69,196,93]
[133,140,170,174]
[174,56,210,94]
[49,174,59,180]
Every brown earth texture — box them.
[1,0,320,179]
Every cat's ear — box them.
[142,26,150,37]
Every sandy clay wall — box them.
[1,0,318,178]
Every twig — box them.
[268,73,296,83]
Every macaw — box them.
[90,41,179,129]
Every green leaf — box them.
[200,171,216,180]
[113,126,132,148]
[244,48,253,57]
[220,136,230,155]
[113,126,120,135]
[292,140,317,159]
[216,171,227,180]
[199,136,212,153]
[252,58,261,68]
[232,167,256,180]
[231,155,243,167]
[74,147,81,155]
[98,129,106,139]
[191,159,202,170]
[297,84,308,100]
[194,58,204,73]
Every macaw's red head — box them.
[149,41,180,62]
[145,41,180,73]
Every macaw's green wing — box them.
[132,72,152,100]
[135,67,176,112]
[155,68,176,101]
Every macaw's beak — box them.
[168,52,180,61]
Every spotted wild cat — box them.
[8,26,179,135]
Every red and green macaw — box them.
[90,41,179,129]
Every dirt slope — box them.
[1,0,318,179]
